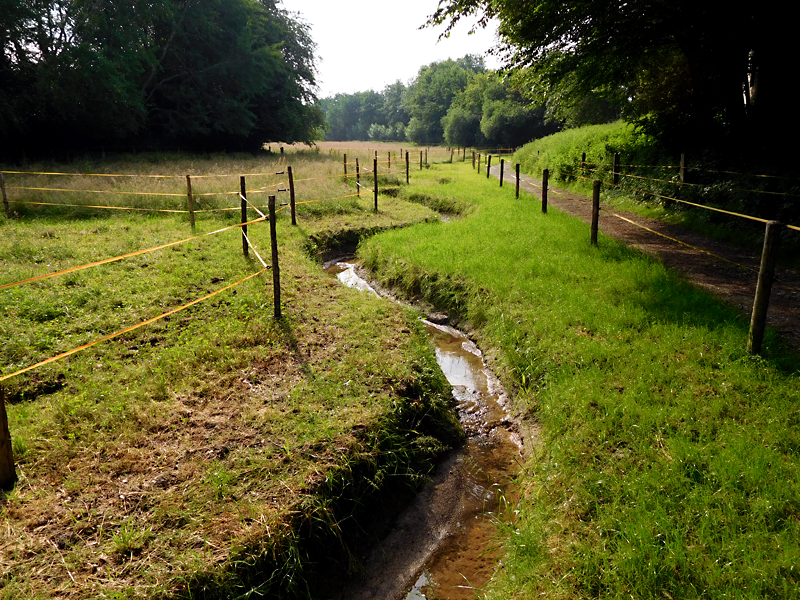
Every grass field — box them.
[4,149,799,599]
[0,151,463,599]
[359,161,800,599]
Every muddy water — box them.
[324,260,523,600]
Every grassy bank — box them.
[359,162,800,598]
[0,152,463,598]
[513,123,800,266]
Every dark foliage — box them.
[0,0,324,159]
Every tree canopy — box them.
[442,72,558,148]
[429,0,798,153]
[1,0,324,158]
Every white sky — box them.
[279,0,501,98]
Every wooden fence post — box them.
[747,221,784,354]
[420,151,423,170]
[343,154,348,182]
[581,152,586,172]
[288,165,296,226]
[486,155,492,179]
[450,149,454,163]
[240,176,248,257]
[612,153,620,185]
[680,153,686,184]
[425,148,428,166]
[515,164,520,199]
[477,154,481,174]
[186,175,195,231]
[356,158,360,196]
[268,195,281,320]
[499,159,505,187]
[388,152,391,171]
[373,158,379,212]
[1,173,9,219]
[0,386,16,490]
[472,152,476,169]
[406,151,410,184]
[542,169,549,213]
[591,180,601,245]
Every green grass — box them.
[359,162,800,599]
[513,122,800,268]
[0,152,461,598]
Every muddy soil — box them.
[494,166,800,353]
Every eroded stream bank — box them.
[325,260,525,600]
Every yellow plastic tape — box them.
[0,268,269,383]
[0,216,267,292]
[609,212,759,273]
[7,201,187,213]
[8,186,186,197]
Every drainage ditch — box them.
[324,259,525,600]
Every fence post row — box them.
[591,180,601,245]
[515,163,521,199]
[542,168,549,213]
[186,175,195,231]
[288,166,296,226]
[1,173,9,219]
[268,195,281,320]
[747,221,784,355]
[0,386,16,490]
[373,157,379,213]
[240,176,248,257]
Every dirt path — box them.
[490,165,800,354]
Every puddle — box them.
[325,261,523,600]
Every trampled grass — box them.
[0,152,462,598]
[359,162,800,598]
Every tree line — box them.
[320,55,559,148]
[428,0,797,160]
[0,0,325,159]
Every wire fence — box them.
[475,150,795,357]
[0,154,404,389]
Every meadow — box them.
[0,148,463,599]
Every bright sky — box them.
[279,0,501,98]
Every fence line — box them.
[0,268,269,384]
[0,215,268,292]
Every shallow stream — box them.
[324,260,524,600]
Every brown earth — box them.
[495,166,800,354]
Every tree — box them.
[404,55,484,145]
[0,0,324,157]
[428,0,799,154]
[442,72,558,148]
